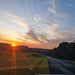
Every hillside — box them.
[0,43,50,53]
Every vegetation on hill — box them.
[49,41,75,60]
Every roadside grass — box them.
[51,56,75,64]
[0,68,33,75]
[34,56,49,74]
[0,52,49,75]
[0,52,41,67]
[54,57,75,64]
[61,59,75,64]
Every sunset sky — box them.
[0,0,75,49]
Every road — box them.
[46,56,75,74]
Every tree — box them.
[49,42,75,60]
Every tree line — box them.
[49,41,75,60]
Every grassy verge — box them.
[61,59,75,64]
[34,56,49,74]
[0,52,41,67]
[0,68,33,75]
[52,56,75,64]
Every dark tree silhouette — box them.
[49,41,75,60]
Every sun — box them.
[11,43,17,47]
[12,44,16,47]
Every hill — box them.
[0,43,51,53]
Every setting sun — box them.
[12,44,16,46]
[11,43,17,47]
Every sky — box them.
[0,0,75,49]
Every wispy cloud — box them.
[2,13,29,33]
[48,0,70,19]
[0,12,74,49]
[0,0,75,49]
[48,7,56,14]
[33,15,62,42]
[48,0,56,14]
[33,15,41,22]
[33,14,75,47]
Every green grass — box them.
[0,52,49,75]
[62,59,75,64]
[56,57,75,64]
[0,52,41,67]
[34,56,49,74]
[0,68,33,75]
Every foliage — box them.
[49,41,75,60]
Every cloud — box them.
[2,13,29,33]
[0,25,22,40]
[0,25,27,44]
[33,14,75,47]
[26,30,47,44]
[29,15,65,44]
[0,1,74,49]
[48,0,56,14]
[48,0,70,19]
[51,0,56,8]
[48,7,56,14]
[0,11,74,49]
[33,15,41,22]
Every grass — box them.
[0,68,33,75]
[0,51,49,75]
[61,59,75,64]
[55,57,75,64]
[0,52,41,67]
[34,56,49,74]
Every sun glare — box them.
[12,44,16,46]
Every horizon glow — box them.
[0,0,75,49]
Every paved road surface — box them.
[46,56,75,75]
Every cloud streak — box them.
[2,13,29,33]
[0,0,75,49]
[48,0,56,14]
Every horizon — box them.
[0,0,75,49]
[0,42,51,49]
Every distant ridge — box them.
[0,43,51,53]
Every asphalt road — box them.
[46,56,75,75]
